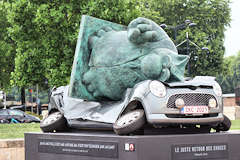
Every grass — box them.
[0,120,239,139]
[231,119,240,130]
[0,123,41,139]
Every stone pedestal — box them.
[25,131,240,160]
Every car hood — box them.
[166,76,216,87]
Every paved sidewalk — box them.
[228,130,240,133]
[0,139,24,160]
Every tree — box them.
[0,0,231,89]
[222,55,235,75]
[145,0,231,77]
[216,65,240,93]
[7,0,46,88]
[217,51,240,93]
[8,0,148,88]
[0,1,16,90]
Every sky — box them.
[224,0,240,57]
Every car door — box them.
[8,110,25,122]
[0,109,10,122]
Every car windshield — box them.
[0,110,8,115]
[8,110,24,116]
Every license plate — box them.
[181,106,209,114]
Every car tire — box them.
[40,111,67,132]
[0,119,10,124]
[113,109,145,135]
[216,114,231,132]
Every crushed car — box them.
[40,76,231,135]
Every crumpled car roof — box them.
[166,76,216,87]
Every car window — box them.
[0,110,8,115]
[8,110,24,116]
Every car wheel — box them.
[113,109,145,135]
[0,119,10,124]
[215,115,231,132]
[40,111,67,132]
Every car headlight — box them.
[149,80,166,97]
[208,98,217,108]
[213,82,222,97]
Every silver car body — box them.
[50,76,223,126]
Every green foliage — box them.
[147,0,231,77]
[222,55,236,75]
[0,1,16,90]
[217,51,240,93]
[7,0,46,88]
[7,0,149,88]
[0,0,231,89]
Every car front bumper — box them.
[147,113,224,125]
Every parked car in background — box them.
[0,109,40,123]
[10,105,25,111]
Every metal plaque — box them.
[172,143,228,160]
[38,138,118,158]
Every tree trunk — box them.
[21,87,25,105]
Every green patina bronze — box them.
[69,15,189,101]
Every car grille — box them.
[167,93,217,108]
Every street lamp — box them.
[160,20,197,40]
[176,31,209,76]
[160,20,209,76]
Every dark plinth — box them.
[25,131,240,160]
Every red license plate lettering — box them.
[181,106,209,114]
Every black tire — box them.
[216,114,231,132]
[0,119,10,124]
[113,109,145,135]
[40,111,67,132]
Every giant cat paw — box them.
[127,17,159,44]
[82,69,102,98]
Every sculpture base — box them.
[25,131,240,160]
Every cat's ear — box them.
[169,54,190,81]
